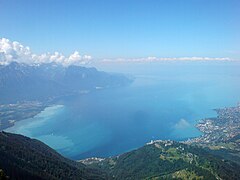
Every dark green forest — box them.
[0,132,108,180]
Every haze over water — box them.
[7,61,240,160]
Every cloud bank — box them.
[0,38,92,66]
[102,56,232,63]
[1,38,233,66]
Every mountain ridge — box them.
[1,131,239,180]
[0,62,131,103]
[84,140,240,179]
[0,131,108,180]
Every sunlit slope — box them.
[85,140,240,180]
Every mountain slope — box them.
[0,132,108,180]
[84,140,240,180]
[0,62,131,103]
[1,132,240,180]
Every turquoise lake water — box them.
[6,62,240,159]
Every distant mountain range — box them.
[0,62,131,103]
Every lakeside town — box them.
[186,103,240,151]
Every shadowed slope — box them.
[0,132,108,180]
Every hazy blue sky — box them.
[0,0,240,59]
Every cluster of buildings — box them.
[186,105,240,147]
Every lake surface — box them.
[6,62,240,159]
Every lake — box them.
[6,61,240,159]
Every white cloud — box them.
[102,56,232,63]
[174,119,191,130]
[1,38,234,66]
[0,38,92,66]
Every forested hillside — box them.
[0,132,107,180]
[84,140,240,180]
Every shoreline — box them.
[0,101,48,131]
[2,100,240,161]
[4,104,64,134]
[81,103,240,163]
[184,104,240,149]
